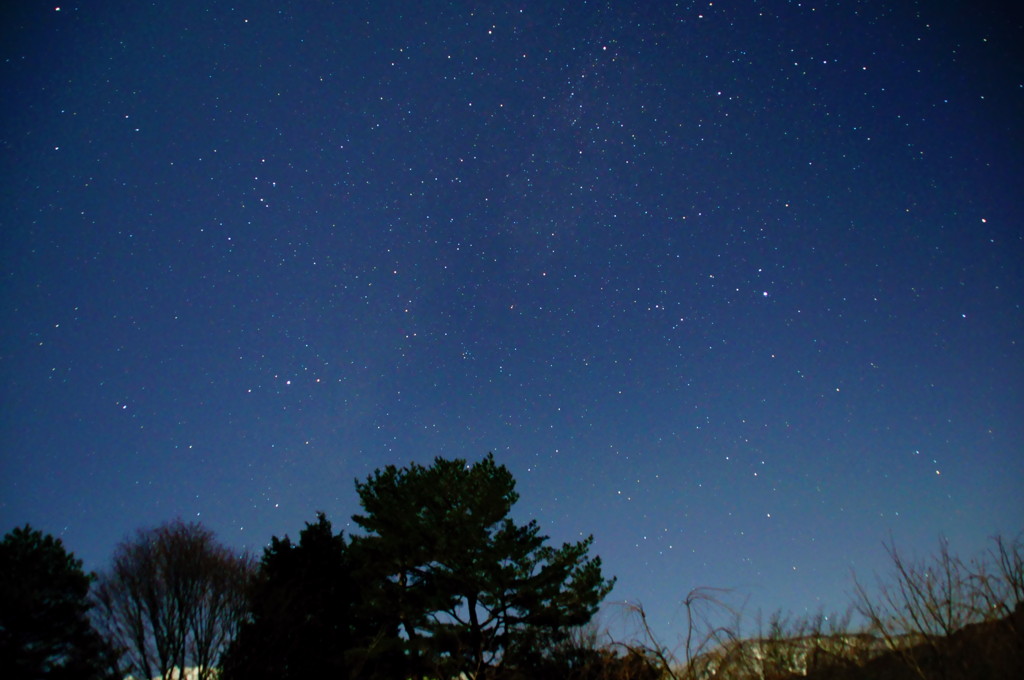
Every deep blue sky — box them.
[2,1,1022,646]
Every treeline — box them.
[2,453,1021,680]
[1,454,625,680]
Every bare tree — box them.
[970,533,1024,623]
[853,534,1024,680]
[93,520,253,680]
[596,535,1022,680]
[603,588,747,680]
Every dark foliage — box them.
[5,455,618,679]
[507,629,664,680]
[221,512,399,680]
[352,453,616,679]
[0,525,121,680]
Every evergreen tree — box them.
[221,513,398,680]
[353,453,616,679]
[0,525,121,680]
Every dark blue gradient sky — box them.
[3,1,1022,644]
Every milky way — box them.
[2,1,1022,642]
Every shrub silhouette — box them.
[606,534,1023,680]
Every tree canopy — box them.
[352,453,616,679]
[221,512,399,680]
[0,525,120,680]
[92,520,252,680]
[4,455,616,680]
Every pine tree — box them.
[353,453,615,679]
[0,525,121,680]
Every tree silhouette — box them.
[0,525,121,680]
[353,453,616,679]
[221,512,399,680]
[92,520,252,680]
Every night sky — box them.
[2,1,1022,644]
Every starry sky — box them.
[2,1,1022,645]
